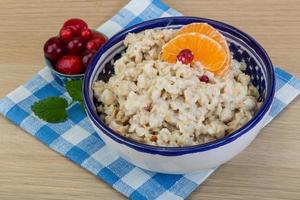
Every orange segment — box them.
[178,22,231,72]
[178,23,227,51]
[161,33,227,72]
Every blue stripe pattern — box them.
[0,0,299,199]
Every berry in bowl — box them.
[83,17,275,174]
[43,18,107,86]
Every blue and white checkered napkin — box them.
[0,0,299,199]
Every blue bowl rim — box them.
[83,16,275,156]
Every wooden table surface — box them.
[0,0,299,199]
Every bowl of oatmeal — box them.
[83,17,275,174]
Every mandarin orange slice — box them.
[161,32,227,72]
[178,22,231,70]
[178,23,227,50]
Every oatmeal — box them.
[93,29,261,147]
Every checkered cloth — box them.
[0,0,299,199]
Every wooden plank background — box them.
[0,0,299,199]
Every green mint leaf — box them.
[31,97,68,123]
[65,79,83,106]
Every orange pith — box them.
[161,33,227,72]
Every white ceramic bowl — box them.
[83,17,275,174]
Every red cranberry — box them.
[177,49,194,65]
[85,31,107,51]
[59,27,73,42]
[199,75,209,83]
[63,18,88,36]
[43,36,65,62]
[81,50,96,70]
[92,31,107,43]
[93,36,106,47]
[55,55,83,75]
[86,40,100,51]
[67,37,86,54]
[80,28,93,41]
[92,30,106,38]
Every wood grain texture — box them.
[0,0,299,199]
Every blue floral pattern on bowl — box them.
[229,42,266,101]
